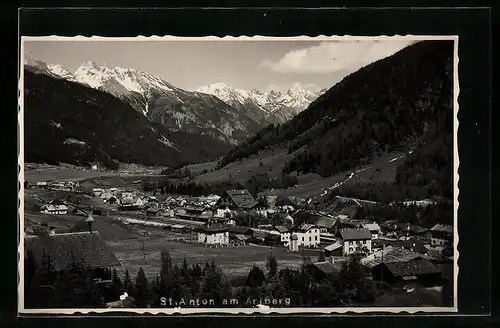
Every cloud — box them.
[260,40,416,74]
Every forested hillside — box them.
[218,40,454,199]
[23,70,232,170]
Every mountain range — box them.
[24,58,323,142]
[22,68,237,170]
[196,83,325,124]
[22,57,325,169]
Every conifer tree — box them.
[133,267,150,307]
[122,269,133,294]
[110,268,123,300]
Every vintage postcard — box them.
[18,35,459,315]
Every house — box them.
[177,205,213,221]
[372,237,399,252]
[171,224,187,233]
[306,261,343,282]
[430,224,453,247]
[214,207,232,219]
[36,181,49,189]
[229,225,254,238]
[396,222,430,239]
[337,228,372,255]
[104,196,118,204]
[249,230,269,244]
[269,225,291,246]
[197,224,229,246]
[372,258,442,287]
[291,210,339,233]
[363,222,381,239]
[147,195,158,204]
[161,207,175,218]
[231,234,250,246]
[40,202,68,215]
[394,238,428,255]
[290,224,321,248]
[324,242,343,258]
[146,206,161,216]
[264,233,283,246]
[92,188,105,197]
[361,245,423,269]
[99,192,113,200]
[119,196,146,210]
[215,189,259,212]
[24,230,120,279]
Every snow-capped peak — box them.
[47,64,75,80]
[73,61,175,95]
[196,82,324,117]
[24,56,47,69]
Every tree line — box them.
[143,172,297,198]
[24,249,379,308]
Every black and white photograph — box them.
[18,35,458,314]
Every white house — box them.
[337,228,373,255]
[292,224,321,248]
[92,188,105,197]
[36,181,48,189]
[40,204,68,215]
[197,225,229,246]
[362,222,381,239]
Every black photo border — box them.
[3,5,493,327]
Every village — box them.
[23,176,454,307]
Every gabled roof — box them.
[273,225,289,233]
[197,224,229,234]
[339,228,372,240]
[394,239,428,254]
[363,223,381,232]
[298,223,317,232]
[233,234,249,241]
[361,246,422,268]
[186,204,211,212]
[311,261,342,275]
[324,242,343,252]
[384,259,440,277]
[25,232,120,271]
[229,226,253,234]
[220,189,259,209]
[430,224,453,234]
[252,230,269,239]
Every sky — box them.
[23,39,415,92]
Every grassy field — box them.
[23,164,120,183]
[78,174,170,191]
[182,161,219,177]
[194,148,291,185]
[191,147,406,200]
[108,235,322,280]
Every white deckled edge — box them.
[452,35,460,313]
[21,35,460,42]
[17,34,461,315]
[18,36,26,313]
